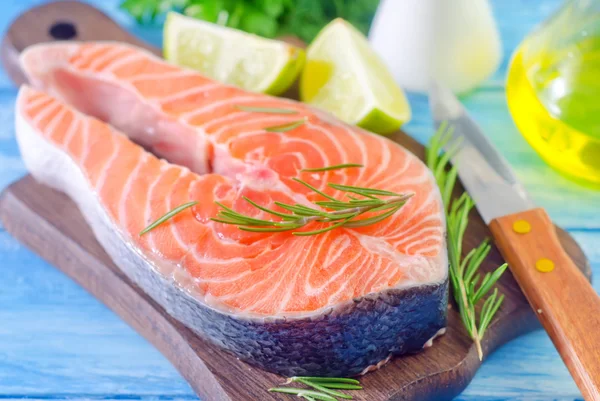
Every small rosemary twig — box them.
[301,163,363,172]
[234,105,298,114]
[427,122,507,360]
[270,377,362,400]
[139,201,198,236]
[265,118,307,132]
[211,175,412,236]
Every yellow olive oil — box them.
[506,38,600,188]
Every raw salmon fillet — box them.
[17,42,448,377]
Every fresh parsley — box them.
[120,0,381,42]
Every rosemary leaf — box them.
[314,201,358,210]
[293,218,350,236]
[314,383,363,390]
[442,166,459,210]
[348,192,377,200]
[368,201,410,213]
[426,121,448,169]
[242,196,297,220]
[139,201,198,236]
[472,263,508,304]
[478,289,498,334]
[274,201,325,216]
[479,292,505,337]
[296,378,353,399]
[328,183,402,197]
[268,376,362,399]
[464,242,491,284]
[238,225,301,233]
[268,387,337,401]
[264,118,307,132]
[346,198,385,206]
[292,204,331,215]
[292,177,337,201]
[301,163,363,172]
[292,377,360,385]
[317,211,360,221]
[315,199,378,209]
[211,218,253,226]
[217,210,275,226]
[342,203,404,228]
[234,105,298,114]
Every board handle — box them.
[1,1,160,86]
[490,208,600,401]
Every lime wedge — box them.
[300,19,411,134]
[164,12,304,95]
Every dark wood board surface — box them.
[0,2,592,401]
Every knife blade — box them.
[428,80,600,401]
[429,80,534,223]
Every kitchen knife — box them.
[429,81,600,401]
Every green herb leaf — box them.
[291,376,361,385]
[213,166,409,236]
[241,196,297,220]
[301,163,363,172]
[313,383,362,390]
[342,202,405,228]
[296,378,352,399]
[121,0,380,43]
[139,201,198,236]
[270,376,363,400]
[292,218,350,236]
[269,387,337,401]
[240,7,279,37]
[234,105,298,114]
[292,177,337,201]
[327,183,402,197]
[264,118,307,132]
[426,122,507,361]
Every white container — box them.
[368,0,503,94]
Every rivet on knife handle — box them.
[490,208,600,401]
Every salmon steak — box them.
[16,42,448,377]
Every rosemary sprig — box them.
[427,122,508,360]
[269,387,336,401]
[270,377,362,400]
[234,105,298,114]
[265,118,307,132]
[301,163,364,172]
[139,201,198,236]
[212,177,412,236]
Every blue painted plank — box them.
[0,231,194,397]
[0,399,196,401]
[0,0,599,400]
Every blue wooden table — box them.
[1,1,599,399]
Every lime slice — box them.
[164,12,304,95]
[300,19,411,134]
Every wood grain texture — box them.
[0,1,597,400]
[490,209,600,400]
[0,159,591,401]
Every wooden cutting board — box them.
[0,2,591,401]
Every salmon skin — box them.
[17,42,448,377]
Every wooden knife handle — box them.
[490,208,600,400]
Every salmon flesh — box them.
[16,42,448,377]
